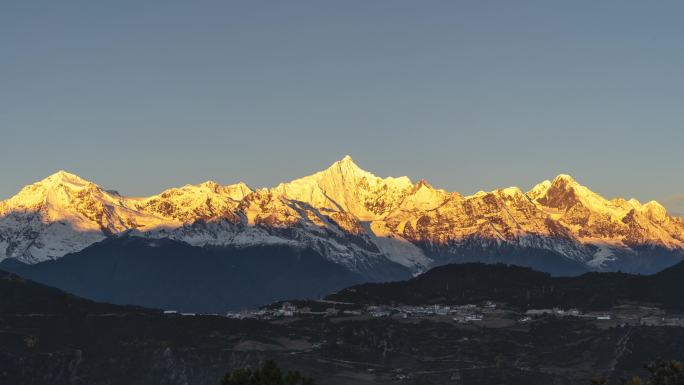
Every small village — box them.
[162,300,684,328]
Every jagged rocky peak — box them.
[1,161,683,270]
[610,197,641,208]
[410,179,438,196]
[195,180,253,200]
[497,186,526,197]
[529,173,578,194]
[334,154,358,171]
[398,179,451,211]
[222,182,253,201]
[527,180,552,200]
[640,200,669,222]
[272,155,414,220]
[43,170,88,184]
[531,174,643,221]
[30,170,95,191]
[198,180,221,190]
[0,170,103,213]
[321,155,412,187]
[525,175,684,251]
[532,174,587,209]
[133,180,253,224]
[552,173,578,184]
[149,180,252,201]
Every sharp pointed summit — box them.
[533,174,593,210]
[53,169,91,181]
[0,160,682,274]
[324,155,368,178]
[1,170,103,214]
[340,154,355,163]
[552,173,578,184]
[36,170,92,188]
[274,156,413,220]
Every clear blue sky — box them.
[1,1,682,215]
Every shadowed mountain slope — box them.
[2,236,411,312]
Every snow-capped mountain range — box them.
[1,156,683,274]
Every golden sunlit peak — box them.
[415,179,434,189]
[638,200,669,222]
[336,155,357,166]
[326,155,364,173]
[552,174,578,185]
[198,180,221,189]
[51,170,78,178]
[42,170,89,185]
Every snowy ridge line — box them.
[0,157,683,272]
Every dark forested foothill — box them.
[4,264,684,385]
[328,261,684,311]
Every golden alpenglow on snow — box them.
[3,2,684,384]
[1,157,682,274]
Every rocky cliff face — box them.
[1,157,683,274]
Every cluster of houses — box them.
[523,307,612,320]
[365,302,496,323]
[224,302,307,320]
[522,307,684,326]
[162,301,684,328]
[222,302,358,320]
[219,302,494,321]
[162,302,304,320]
[162,301,496,322]
[639,316,684,327]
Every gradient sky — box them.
[1,1,682,215]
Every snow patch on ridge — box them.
[1,163,683,275]
[364,221,432,271]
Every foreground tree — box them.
[591,360,684,385]
[220,360,314,385]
